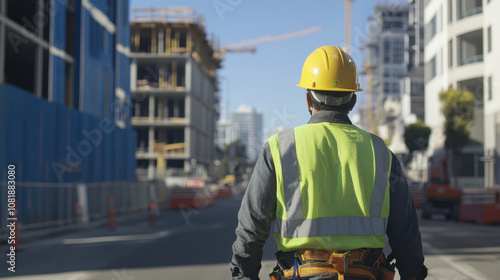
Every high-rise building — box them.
[216,119,235,149]
[230,105,263,162]
[0,0,136,227]
[424,0,499,187]
[130,9,221,180]
[401,0,426,125]
[363,3,410,146]
[0,0,135,183]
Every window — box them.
[176,63,185,87]
[426,15,437,42]
[65,62,75,108]
[139,28,152,53]
[448,0,453,22]
[489,76,493,101]
[133,98,149,117]
[426,56,437,82]
[89,18,102,58]
[448,39,453,67]
[394,38,404,64]
[66,0,76,56]
[440,48,443,76]
[487,26,492,53]
[43,0,51,42]
[4,28,36,93]
[384,40,390,63]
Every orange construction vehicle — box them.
[422,152,462,220]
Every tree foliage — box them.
[404,120,431,156]
[439,87,474,153]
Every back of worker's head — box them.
[306,89,356,113]
[297,45,362,114]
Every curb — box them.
[8,209,153,245]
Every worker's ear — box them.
[347,94,357,112]
[306,92,313,110]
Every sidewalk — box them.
[9,208,154,245]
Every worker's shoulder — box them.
[266,127,296,141]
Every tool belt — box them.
[270,248,395,280]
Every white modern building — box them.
[230,105,263,162]
[483,0,500,188]
[424,0,499,187]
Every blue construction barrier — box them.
[0,84,137,226]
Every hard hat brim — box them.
[296,83,363,92]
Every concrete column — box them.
[173,99,179,117]
[185,125,191,158]
[158,30,164,53]
[185,57,192,92]
[130,58,137,90]
[147,159,155,181]
[163,97,168,119]
[149,95,155,120]
[148,127,155,153]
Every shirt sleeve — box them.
[386,153,427,279]
[230,142,277,280]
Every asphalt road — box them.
[1,194,500,280]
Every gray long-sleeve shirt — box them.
[230,111,425,280]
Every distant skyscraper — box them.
[216,119,235,148]
[363,3,410,150]
[230,105,263,162]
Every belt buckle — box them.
[343,251,351,273]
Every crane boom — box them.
[343,0,353,54]
[220,26,322,53]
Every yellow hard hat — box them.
[296,45,363,92]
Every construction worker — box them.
[230,46,427,280]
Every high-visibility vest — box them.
[267,122,392,251]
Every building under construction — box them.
[130,8,222,181]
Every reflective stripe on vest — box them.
[268,123,392,251]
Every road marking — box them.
[62,223,224,245]
[67,272,93,280]
[63,230,173,245]
[422,242,489,279]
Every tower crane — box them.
[219,26,322,54]
[343,0,353,54]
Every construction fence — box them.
[0,181,155,236]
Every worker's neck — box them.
[311,109,349,116]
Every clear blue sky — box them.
[131,0,407,136]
